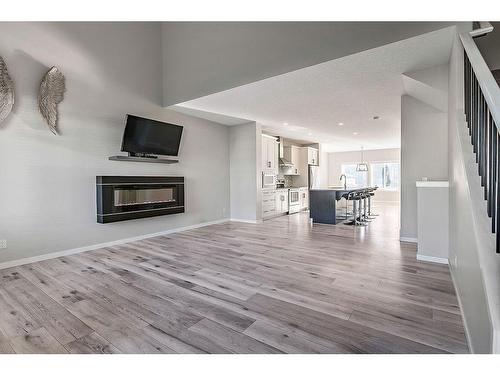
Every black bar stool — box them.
[367,187,379,217]
[359,189,372,223]
[340,192,351,220]
[344,191,367,226]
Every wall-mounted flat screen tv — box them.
[121,114,183,157]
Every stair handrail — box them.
[470,21,494,38]
[460,30,500,131]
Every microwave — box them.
[262,172,277,189]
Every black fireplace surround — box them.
[96,176,184,223]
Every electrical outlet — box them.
[0,239,6,250]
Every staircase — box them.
[461,29,500,252]
[451,23,500,353]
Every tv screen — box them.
[121,115,183,157]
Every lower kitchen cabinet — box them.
[262,190,277,219]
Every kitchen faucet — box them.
[340,174,347,189]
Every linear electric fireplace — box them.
[96,176,184,223]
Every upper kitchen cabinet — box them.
[262,134,279,173]
[307,147,319,165]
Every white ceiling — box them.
[173,26,455,152]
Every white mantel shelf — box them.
[416,181,449,188]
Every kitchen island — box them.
[309,187,375,224]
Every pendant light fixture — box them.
[356,146,368,172]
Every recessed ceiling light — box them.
[308,132,313,136]
[283,122,289,126]
[338,122,344,126]
[353,132,358,135]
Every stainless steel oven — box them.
[288,188,300,214]
[262,172,277,189]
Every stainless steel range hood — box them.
[278,137,294,167]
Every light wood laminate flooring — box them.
[0,203,468,353]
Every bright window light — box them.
[371,162,400,191]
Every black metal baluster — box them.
[476,78,481,161]
[478,92,483,179]
[473,76,478,156]
[470,75,476,144]
[469,61,473,135]
[465,55,470,126]
[471,71,474,140]
[486,110,492,205]
[479,92,486,186]
[489,113,497,223]
[497,129,500,253]
[481,95,488,189]
[469,58,472,128]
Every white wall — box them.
[229,122,260,222]
[400,95,448,239]
[327,148,400,202]
[161,22,456,105]
[0,22,230,264]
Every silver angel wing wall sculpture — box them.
[0,56,15,126]
[38,66,65,135]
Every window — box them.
[341,164,368,188]
[371,162,400,191]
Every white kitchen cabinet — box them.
[275,190,289,214]
[299,187,309,210]
[262,189,277,219]
[307,147,319,166]
[262,135,278,173]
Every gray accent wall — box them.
[161,22,456,106]
[0,22,230,264]
[400,95,448,239]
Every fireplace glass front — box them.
[114,188,175,207]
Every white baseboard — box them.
[229,218,258,224]
[493,329,500,354]
[449,267,473,353]
[400,236,418,243]
[416,254,449,264]
[0,218,229,270]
